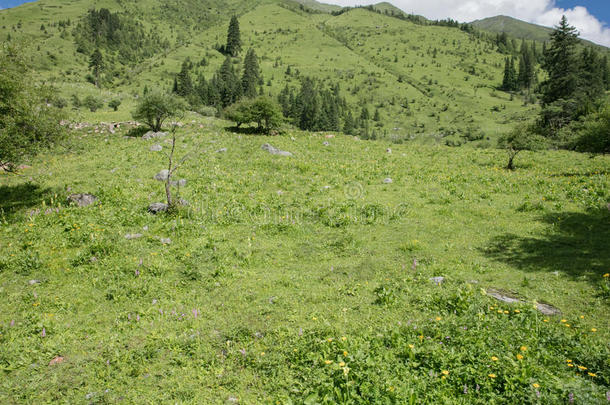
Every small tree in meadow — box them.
[132,91,185,132]
[498,123,547,170]
[108,99,121,111]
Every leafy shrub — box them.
[83,95,103,112]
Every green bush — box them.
[224,96,283,133]
[0,43,64,170]
[83,95,103,112]
[132,91,185,131]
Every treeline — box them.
[73,8,168,63]
[331,5,474,33]
[500,39,539,92]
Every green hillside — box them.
[1,0,609,403]
[1,115,609,403]
[472,15,610,55]
[0,0,540,141]
[471,15,554,43]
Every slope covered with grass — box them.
[0,116,608,402]
[0,0,542,141]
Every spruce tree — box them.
[217,56,241,107]
[175,60,193,98]
[226,16,242,57]
[541,16,579,105]
[501,57,517,91]
[89,49,104,88]
[242,48,261,99]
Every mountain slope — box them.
[0,0,540,140]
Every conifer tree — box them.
[541,16,579,105]
[242,48,261,99]
[216,56,241,107]
[226,16,242,57]
[89,48,104,88]
[175,60,193,98]
[501,57,517,91]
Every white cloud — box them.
[325,0,610,46]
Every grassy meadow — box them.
[1,116,608,403]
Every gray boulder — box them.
[150,144,162,152]
[148,203,169,214]
[154,170,169,181]
[430,276,445,285]
[261,143,293,157]
[67,193,98,207]
[170,179,187,187]
[215,148,227,153]
[383,178,393,184]
[142,131,167,140]
[125,233,143,240]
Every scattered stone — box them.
[486,289,521,304]
[536,302,561,316]
[487,288,561,315]
[325,134,335,138]
[154,170,169,181]
[323,141,330,146]
[383,178,393,184]
[170,179,187,187]
[148,203,169,214]
[150,144,162,152]
[227,397,239,404]
[323,185,331,190]
[276,190,284,195]
[261,143,293,157]
[430,276,444,285]
[125,233,143,240]
[67,193,98,207]
[110,168,118,173]
[49,356,64,366]
[142,225,149,231]
[386,148,392,154]
[28,279,41,285]
[268,296,277,304]
[142,131,167,140]
[159,238,171,245]
[216,147,227,153]
[90,257,98,263]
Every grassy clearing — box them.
[0,117,608,402]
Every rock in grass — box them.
[487,288,561,315]
[154,170,169,181]
[125,233,143,240]
[150,144,162,152]
[159,238,171,245]
[28,279,41,285]
[383,178,393,184]
[215,147,227,153]
[142,131,167,140]
[261,143,293,157]
[430,276,444,285]
[323,141,330,146]
[148,203,168,214]
[170,179,187,187]
[67,193,98,207]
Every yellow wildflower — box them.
[516,354,524,360]
[491,356,498,361]
[339,362,345,367]
[435,317,442,321]
[591,328,597,332]
[577,365,587,370]
[533,383,540,388]
[588,372,597,377]
[520,346,527,352]
[441,370,449,376]
[324,360,332,365]
[343,351,348,356]
[488,374,496,378]
[408,344,414,349]
[603,273,609,278]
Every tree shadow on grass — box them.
[0,183,56,223]
[224,125,273,135]
[483,209,610,285]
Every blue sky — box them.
[1,0,609,45]
[556,0,609,24]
